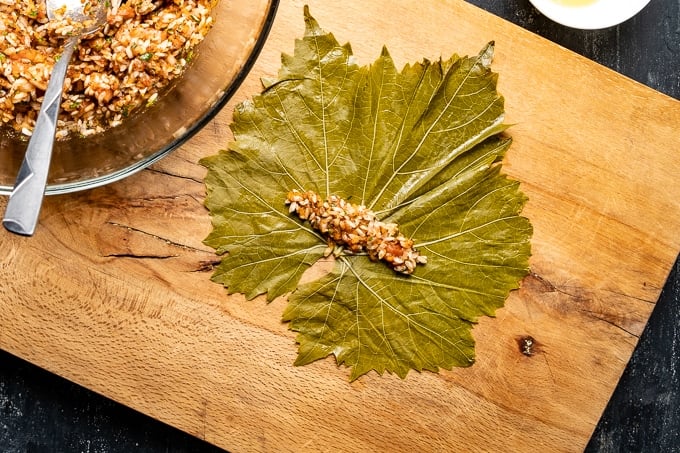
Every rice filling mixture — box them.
[0,0,215,139]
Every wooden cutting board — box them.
[2,1,680,451]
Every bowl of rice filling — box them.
[0,0,278,194]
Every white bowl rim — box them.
[528,0,652,30]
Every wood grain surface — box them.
[2,1,680,451]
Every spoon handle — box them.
[3,37,78,236]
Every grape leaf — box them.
[201,6,532,380]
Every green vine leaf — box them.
[201,6,532,380]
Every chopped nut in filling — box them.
[286,189,427,275]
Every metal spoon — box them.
[2,0,108,236]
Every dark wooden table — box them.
[2,1,679,451]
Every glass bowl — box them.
[0,0,279,195]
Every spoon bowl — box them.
[2,0,108,236]
[47,0,108,31]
